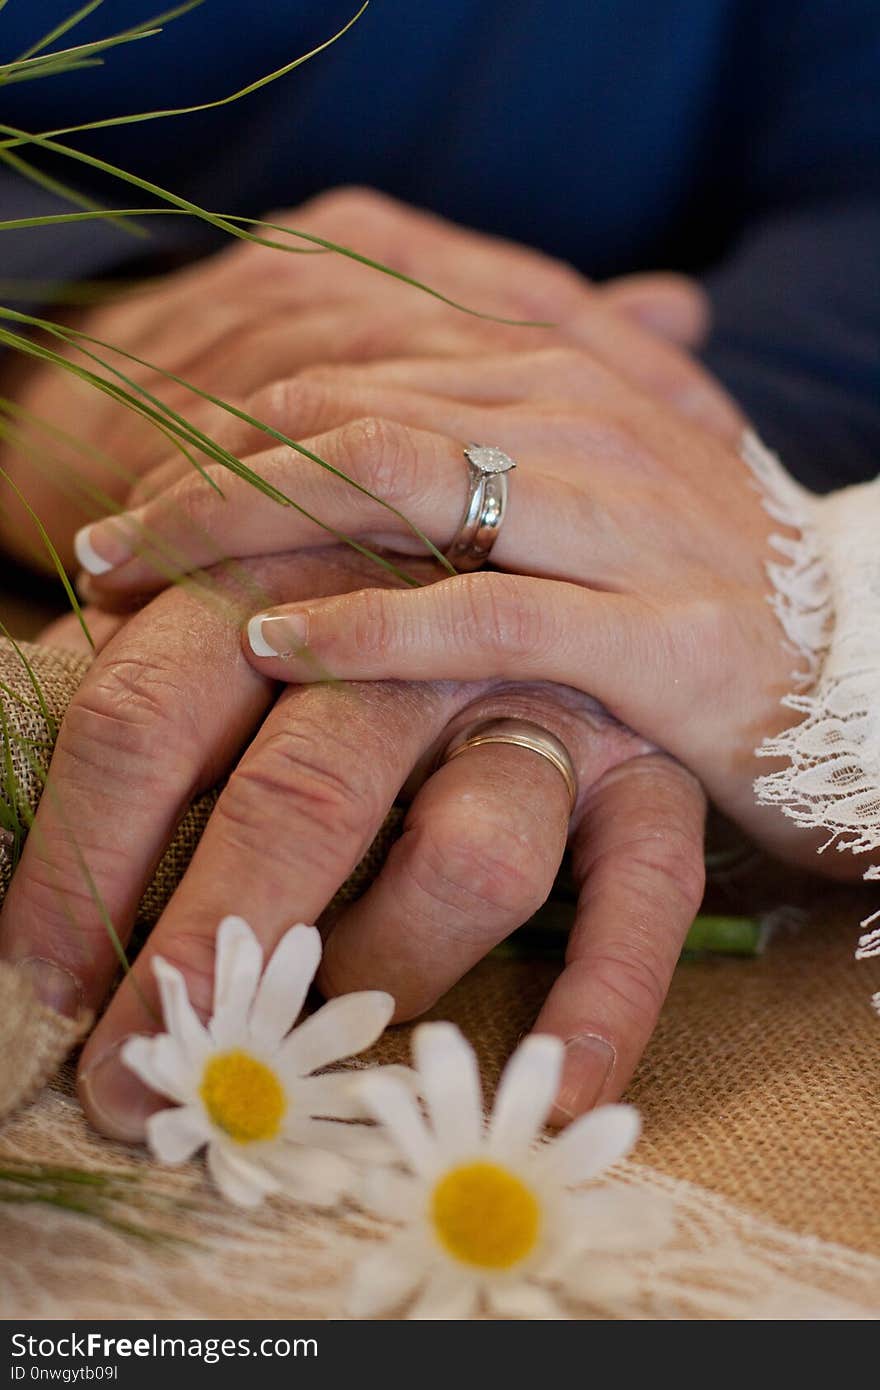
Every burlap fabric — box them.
[0,962,90,1117]
[2,638,880,1317]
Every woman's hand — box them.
[70,286,795,858]
[0,187,721,572]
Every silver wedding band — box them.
[445,443,516,572]
[440,718,578,812]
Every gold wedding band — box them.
[440,717,578,812]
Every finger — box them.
[284,194,732,430]
[75,409,566,595]
[597,274,711,350]
[243,575,671,744]
[0,548,398,1023]
[124,346,621,512]
[141,300,512,407]
[77,676,463,1140]
[531,754,706,1123]
[279,324,738,442]
[75,415,486,589]
[320,736,568,1017]
[0,574,275,1022]
[276,187,598,324]
[564,296,742,438]
[319,684,648,1018]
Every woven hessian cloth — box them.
[2,638,880,1317]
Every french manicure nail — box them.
[73,519,133,576]
[554,1034,616,1120]
[247,612,308,658]
[17,956,83,1019]
[78,1035,162,1143]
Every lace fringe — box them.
[2,1092,878,1318]
[743,432,880,1006]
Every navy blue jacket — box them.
[2,1,878,489]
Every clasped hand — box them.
[0,189,817,1141]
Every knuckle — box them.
[299,185,397,239]
[513,256,582,320]
[128,468,168,509]
[11,844,121,967]
[161,466,228,535]
[343,309,406,361]
[331,416,418,504]
[248,374,331,437]
[62,657,197,781]
[534,344,590,376]
[408,809,549,927]
[578,942,671,1023]
[454,572,547,658]
[595,821,705,921]
[349,584,396,659]
[296,363,344,388]
[535,345,615,396]
[634,827,706,915]
[214,727,379,867]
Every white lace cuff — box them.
[742,433,880,1003]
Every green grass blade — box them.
[0,462,93,648]
[14,1,107,63]
[0,200,550,326]
[0,147,144,238]
[32,2,369,141]
[0,617,59,737]
[1,3,205,82]
[0,313,440,582]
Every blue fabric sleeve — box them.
[700,0,880,490]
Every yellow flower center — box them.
[199,1050,286,1143]
[430,1161,541,1269]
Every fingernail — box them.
[74,519,133,576]
[247,611,308,658]
[17,956,83,1019]
[78,1036,162,1142]
[554,1034,616,1120]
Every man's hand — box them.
[2,547,705,1135]
[0,188,716,571]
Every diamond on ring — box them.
[464,445,517,477]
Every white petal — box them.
[206,1142,280,1208]
[487,1034,564,1159]
[488,1281,567,1320]
[564,1188,676,1255]
[295,1070,370,1120]
[413,1023,483,1157]
[248,924,321,1051]
[278,990,394,1075]
[357,1167,423,1223]
[145,1105,210,1164]
[209,916,263,1048]
[355,1072,438,1176]
[294,1065,416,1120]
[286,1116,399,1165]
[121,1034,190,1103]
[345,1237,429,1318]
[263,1144,353,1209]
[536,1104,640,1185]
[408,1266,478,1320]
[152,958,212,1062]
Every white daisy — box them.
[122,916,401,1208]
[348,1022,659,1319]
